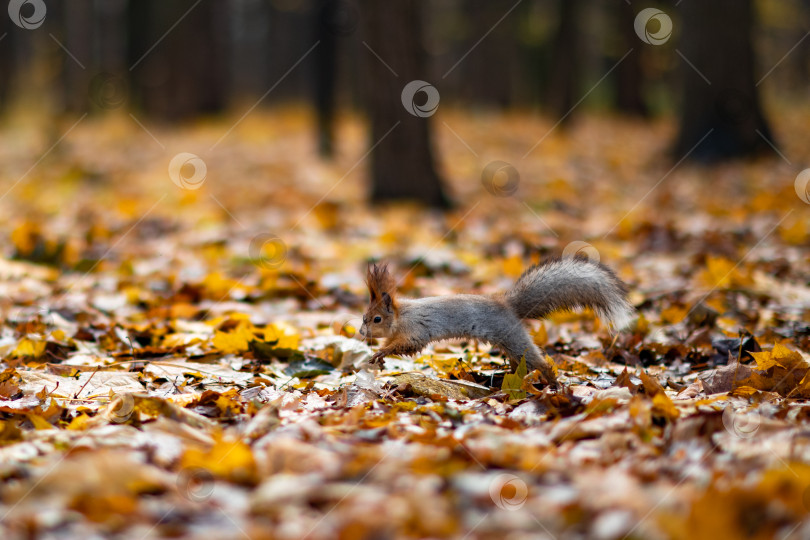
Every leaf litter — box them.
[0,109,809,538]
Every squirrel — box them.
[358,257,634,386]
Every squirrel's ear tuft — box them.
[366,262,396,304]
[366,264,378,300]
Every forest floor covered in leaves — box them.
[0,105,809,539]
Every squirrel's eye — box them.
[373,316,382,323]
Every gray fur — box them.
[363,258,634,384]
[504,257,634,330]
[396,295,551,379]
[398,295,527,351]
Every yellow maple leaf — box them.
[750,343,803,371]
[212,322,257,354]
[502,255,523,279]
[792,372,810,399]
[743,343,809,397]
[163,333,203,348]
[67,413,95,431]
[12,338,46,359]
[10,221,40,255]
[750,350,784,370]
[652,392,680,421]
[771,343,802,362]
[425,355,461,375]
[180,436,256,484]
[729,385,760,398]
[26,413,54,430]
[660,305,688,325]
[698,255,750,289]
[779,217,807,245]
[530,322,548,346]
[501,356,528,400]
[263,322,299,349]
[201,272,242,299]
[635,313,650,335]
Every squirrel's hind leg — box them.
[498,331,557,386]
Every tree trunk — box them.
[458,0,518,108]
[313,0,339,158]
[361,0,449,208]
[0,11,11,111]
[127,0,228,121]
[615,1,647,116]
[674,0,774,162]
[547,0,581,121]
[61,0,93,114]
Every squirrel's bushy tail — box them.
[504,258,634,330]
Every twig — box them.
[74,366,101,399]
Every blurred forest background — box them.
[1,0,808,207]
[3,3,810,538]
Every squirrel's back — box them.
[503,257,634,330]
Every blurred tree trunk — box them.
[0,14,11,111]
[127,0,228,120]
[460,0,518,108]
[266,5,312,102]
[61,1,93,114]
[230,0,272,101]
[547,0,581,121]
[782,1,810,98]
[614,1,647,116]
[361,0,449,208]
[675,0,774,162]
[313,0,339,158]
[96,0,128,73]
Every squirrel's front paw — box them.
[370,351,387,365]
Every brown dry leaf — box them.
[131,395,217,430]
[638,370,665,396]
[18,370,143,399]
[391,373,491,400]
[700,355,755,395]
[615,367,638,393]
[740,344,810,397]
